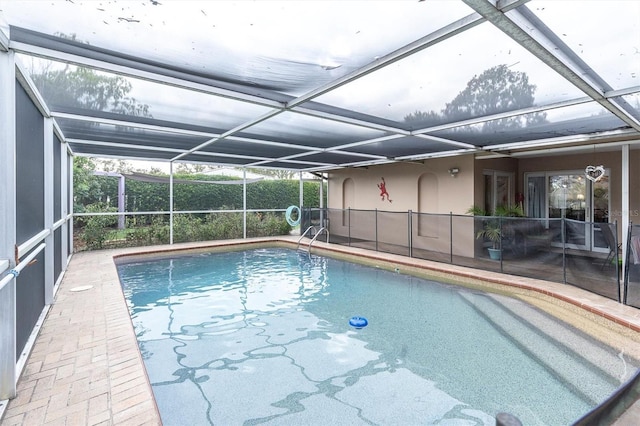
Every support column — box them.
[43,118,54,305]
[622,144,630,295]
[68,151,74,256]
[319,174,325,228]
[0,49,17,400]
[243,169,247,239]
[299,172,303,208]
[118,174,125,229]
[60,142,69,274]
[299,172,304,234]
[169,161,174,245]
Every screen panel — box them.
[16,80,45,244]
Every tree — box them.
[403,110,443,129]
[73,157,104,212]
[31,65,150,117]
[174,163,221,174]
[404,64,546,131]
[246,168,298,180]
[96,159,134,173]
[443,64,546,131]
[29,33,151,117]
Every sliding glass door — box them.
[525,171,609,251]
[548,174,587,248]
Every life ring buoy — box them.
[286,205,301,226]
[349,316,368,329]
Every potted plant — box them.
[467,205,524,260]
[476,219,503,260]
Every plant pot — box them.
[488,248,502,260]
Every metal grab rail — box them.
[297,226,329,252]
[0,243,46,293]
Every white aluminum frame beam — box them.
[59,141,69,288]
[0,26,8,52]
[0,49,17,400]
[43,118,54,304]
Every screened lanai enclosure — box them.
[1,0,640,418]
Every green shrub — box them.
[80,203,118,249]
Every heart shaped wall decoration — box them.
[585,165,605,182]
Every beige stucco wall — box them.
[327,155,477,257]
[328,155,476,214]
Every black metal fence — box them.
[624,223,640,308]
[302,207,622,304]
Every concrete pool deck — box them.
[2,236,640,425]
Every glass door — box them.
[592,174,610,251]
[484,171,513,213]
[526,171,610,251]
[548,174,587,248]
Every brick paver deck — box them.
[1,248,162,426]
[2,237,640,425]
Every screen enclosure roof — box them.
[1,0,639,172]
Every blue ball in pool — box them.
[349,316,368,329]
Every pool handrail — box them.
[297,226,329,252]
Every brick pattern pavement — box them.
[1,249,161,425]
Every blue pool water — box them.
[116,248,627,425]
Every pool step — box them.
[459,291,636,405]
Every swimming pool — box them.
[116,247,638,425]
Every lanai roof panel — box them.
[57,119,211,151]
[431,102,630,147]
[342,136,471,158]
[16,54,275,129]
[1,1,474,97]
[527,0,640,91]
[314,18,586,126]
[236,111,391,149]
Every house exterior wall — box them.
[518,150,640,238]
[327,149,639,257]
[327,155,477,257]
[328,155,476,213]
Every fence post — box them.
[499,216,503,273]
[408,210,413,258]
[375,208,378,252]
[450,212,453,264]
[562,217,567,284]
[348,208,351,246]
[615,220,620,303]
[624,221,632,305]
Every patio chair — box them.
[600,223,621,270]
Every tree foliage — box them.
[73,156,104,213]
[245,168,299,180]
[404,64,547,131]
[31,65,151,117]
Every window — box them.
[484,171,513,213]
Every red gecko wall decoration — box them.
[377,177,392,203]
